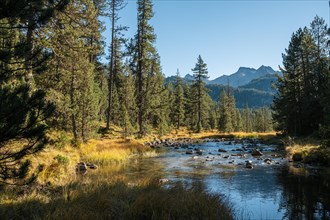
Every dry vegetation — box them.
[0,127,238,220]
[284,137,330,165]
[2,126,329,219]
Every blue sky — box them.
[101,0,329,79]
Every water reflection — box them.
[92,141,330,219]
[277,166,330,220]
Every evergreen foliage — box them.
[106,0,127,130]
[171,70,185,130]
[36,0,103,143]
[218,88,235,133]
[0,0,67,184]
[190,55,210,132]
[6,0,325,194]
[273,16,330,138]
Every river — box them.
[95,139,330,220]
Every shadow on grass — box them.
[0,182,233,220]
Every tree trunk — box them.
[106,1,116,130]
[70,70,78,141]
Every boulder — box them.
[251,150,263,156]
[86,163,98,169]
[263,158,272,163]
[218,148,227,153]
[245,161,253,169]
[292,153,303,162]
[76,162,88,174]
[158,178,169,184]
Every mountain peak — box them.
[256,65,274,73]
[238,67,256,72]
[207,65,277,87]
[183,74,194,81]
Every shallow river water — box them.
[99,140,330,220]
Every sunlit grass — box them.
[139,127,277,142]
[283,136,330,165]
[0,179,233,220]
[80,138,155,165]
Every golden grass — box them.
[284,137,321,157]
[138,127,277,142]
[80,138,154,165]
[282,137,330,165]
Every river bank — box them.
[0,129,237,220]
[1,129,329,219]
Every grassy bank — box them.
[139,128,277,143]
[284,137,330,166]
[0,128,236,220]
[0,177,233,220]
[27,128,279,186]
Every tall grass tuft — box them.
[0,181,233,220]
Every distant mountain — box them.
[165,73,210,84]
[238,74,278,94]
[183,74,210,84]
[208,67,256,87]
[183,74,194,82]
[208,65,279,87]
[164,65,280,108]
[206,84,274,108]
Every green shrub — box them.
[54,154,69,165]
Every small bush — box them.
[54,155,69,165]
[47,130,71,149]
[304,147,330,166]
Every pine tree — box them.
[309,16,330,144]
[208,101,218,130]
[234,109,243,132]
[172,70,185,130]
[106,0,127,130]
[218,88,235,133]
[118,67,136,138]
[242,105,253,132]
[129,0,166,136]
[191,55,209,132]
[0,0,67,184]
[184,85,197,130]
[273,29,305,136]
[272,25,325,136]
[148,59,171,136]
[36,0,103,143]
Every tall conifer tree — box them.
[191,55,209,132]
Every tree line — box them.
[272,15,330,144]
[0,0,273,183]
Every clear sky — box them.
[101,0,329,79]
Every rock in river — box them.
[245,161,253,169]
[158,178,169,184]
[251,150,263,156]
